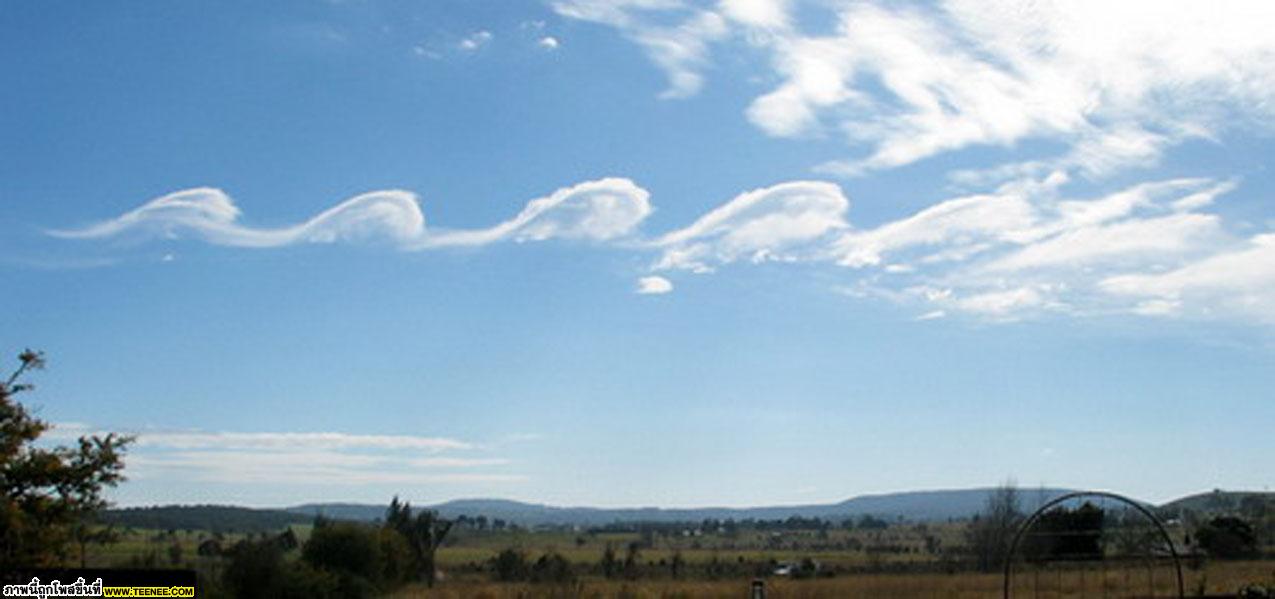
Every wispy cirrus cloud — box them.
[1100,234,1275,323]
[542,0,1275,324]
[558,0,1275,178]
[625,171,1265,323]
[50,423,522,486]
[552,0,728,99]
[826,175,1252,321]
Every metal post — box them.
[750,578,766,599]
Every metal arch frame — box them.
[1002,490,1184,599]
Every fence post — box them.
[750,578,766,599]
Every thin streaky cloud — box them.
[47,423,473,452]
[54,423,522,487]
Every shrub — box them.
[1197,516,1258,559]
[490,548,530,582]
[302,522,382,586]
[530,552,575,584]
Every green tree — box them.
[529,552,574,584]
[1196,516,1258,559]
[303,521,385,585]
[0,349,131,570]
[490,547,530,582]
[383,496,454,587]
[225,538,338,599]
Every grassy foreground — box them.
[390,560,1273,598]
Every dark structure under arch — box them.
[1003,490,1184,599]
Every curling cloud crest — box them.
[48,173,1275,323]
[52,178,652,250]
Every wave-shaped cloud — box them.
[51,178,651,250]
[415,177,651,248]
[50,187,425,247]
[45,172,1275,324]
[652,180,850,273]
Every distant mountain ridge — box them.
[1159,490,1274,515]
[102,504,313,533]
[106,489,1271,532]
[286,487,1080,526]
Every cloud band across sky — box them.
[46,423,524,487]
[50,178,652,250]
[45,172,1275,324]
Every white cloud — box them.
[47,424,472,452]
[43,171,1275,325]
[636,275,673,294]
[653,180,849,272]
[458,30,493,51]
[816,174,1268,321]
[832,181,1041,268]
[415,177,651,248]
[1099,233,1275,323]
[412,45,442,60]
[559,0,1275,178]
[952,287,1045,317]
[538,36,560,50]
[981,213,1222,273]
[52,178,652,251]
[52,424,522,486]
[129,451,524,485]
[50,188,424,248]
[718,0,790,30]
[553,1,727,98]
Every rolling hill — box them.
[285,487,1079,526]
[107,488,1269,532]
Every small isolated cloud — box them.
[412,45,443,60]
[458,30,493,51]
[538,36,560,50]
[636,275,673,294]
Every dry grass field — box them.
[80,519,1272,598]
[389,560,1274,598]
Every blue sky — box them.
[3,0,1273,508]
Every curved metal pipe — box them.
[1002,490,1184,599]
